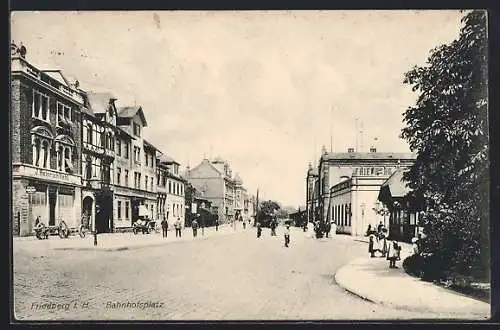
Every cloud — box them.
[11,10,465,206]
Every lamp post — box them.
[93,204,98,246]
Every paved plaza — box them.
[13,226,482,321]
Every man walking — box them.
[284,224,291,247]
[161,216,168,238]
[215,218,219,232]
[192,218,198,238]
[174,218,182,238]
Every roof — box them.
[118,106,147,127]
[158,154,179,165]
[321,152,416,161]
[86,92,117,114]
[143,139,159,151]
[379,168,412,198]
[233,172,243,184]
[41,70,70,87]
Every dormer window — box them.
[133,122,141,137]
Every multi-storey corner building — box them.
[317,146,416,236]
[11,48,84,236]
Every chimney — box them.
[347,148,354,153]
[370,147,377,153]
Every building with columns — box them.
[11,48,83,236]
[316,146,416,237]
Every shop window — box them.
[125,201,130,219]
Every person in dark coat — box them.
[161,216,168,238]
[192,218,198,238]
[257,222,262,238]
[215,218,219,231]
[325,221,332,238]
[369,233,376,257]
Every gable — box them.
[188,161,222,179]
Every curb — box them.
[334,262,490,319]
[50,230,241,252]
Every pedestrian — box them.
[161,216,168,238]
[325,221,331,238]
[174,218,182,238]
[257,222,262,238]
[215,218,219,232]
[387,241,402,268]
[377,221,384,234]
[411,236,419,255]
[284,224,291,247]
[307,221,314,238]
[365,224,372,237]
[380,231,388,257]
[368,233,376,257]
[331,221,337,236]
[192,218,198,238]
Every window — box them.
[117,201,122,219]
[86,124,93,144]
[125,201,130,219]
[56,101,72,126]
[168,181,172,194]
[150,177,153,191]
[133,123,141,137]
[124,170,129,187]
[32,91,49,121]
[124,142,129,159]
[145,175,149,190]
[145,153,149,167]
[116,167,121,185]
[116,139,121,156]
[99,131,105,148]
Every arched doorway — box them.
[82,196,93,229]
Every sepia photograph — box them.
[10,10,490,321]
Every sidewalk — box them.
[13,224,246,252]
[335,237,490,319]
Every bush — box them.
[403,253,447,282]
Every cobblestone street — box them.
[14,227,454,320]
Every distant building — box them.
[318,147,416,236]
[186,158,247,224]
[305,162,320,224]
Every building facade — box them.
[317,147,416,237]
[114,106,158,227]
[157,155,186,228]
[186,158,247,224]
[11,50,84,236]
[305,162,319,224]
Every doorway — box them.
[96,192,113,233]
[49,190,57,226]
[82,196,93,229]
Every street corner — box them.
[333,257,491,319]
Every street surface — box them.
[14,226,445,320]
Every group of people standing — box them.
[367,221,402,268]
[255,220,291,248]
[160,216,183,238]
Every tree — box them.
[400,10,488,280]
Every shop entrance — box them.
[96,192,113,233]
[82,196,93,229]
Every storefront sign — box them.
[13,164,81,186]
[25,186,36,194]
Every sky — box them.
[11,10,465,207]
